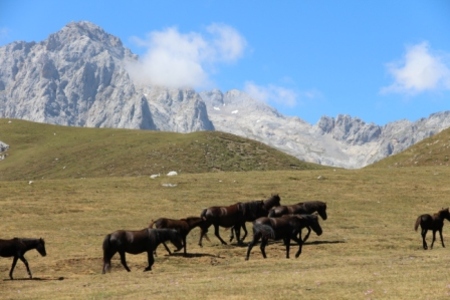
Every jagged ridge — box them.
[1,21,450,169]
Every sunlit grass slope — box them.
[369,127,450,168]
[0,118,326,180]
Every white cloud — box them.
[126,24,246,89]
[381,42,450,95]
[244,81,298,107]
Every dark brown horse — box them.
[199,194,281,246]
[0,237,47,279]
[414,207,450,250]
[229,194,282,242]
[102,228,183,273]
[149,216,209,256]
[245,214,322,260]
[268,200,327,242]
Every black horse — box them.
[199,194,281,246]
[414,207,450,250]
[229,194,282,243]
[102,228,183,273]
[149,216,209,256]
[0,237,47,280]
[245,214,322,260]
[268,200,327,242]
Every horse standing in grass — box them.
[245,214,322,260]
[102,228,183,273]
[200,194,281,246]
[0,237,46,280]
[149,216,209,256]
[229,194,282,242]
[414,207,450,250]
[268,200,327,242]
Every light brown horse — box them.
[149,217,209,256]
[414,207,450,250]
[102,228,183,273]
[0,237,47,279]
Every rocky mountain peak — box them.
[1,21,450,168]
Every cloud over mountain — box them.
[126,24,247,89]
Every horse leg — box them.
[144,251,154,272]
[241,223,248,242]
[183,236,187,256]
[260,237,269,259]
[102,249,116,274]
[9,256,18,280]
[162,242,172,255]
[284,237,291,259]
[439,228,445,248]
[19,255,32,278]
[229,226,235,242]
[198,226,210,247]
[292,235,303,258]
[119,251,131,272]
[302,227,311,243]
[421,228,428,250]
[245,232,261,261]
[430,230,437,249]
[214,224,227,245]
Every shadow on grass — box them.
[3,276,65,281]
[169,252,221,258]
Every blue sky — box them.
[1,1,450,125]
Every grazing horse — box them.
[102,228,183,273]
[229,194,282,242]
[199,195,281,246]
[0,237,46,280]
[245,214,322,260]
[268,200,327,242]
[149,216,209,256]
[414,207,450,250]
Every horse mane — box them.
[240,201,265,219]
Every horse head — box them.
[37,238,47,257]
[306,215,323,236]
[318,203,328,220]
[169,230,184,251]
[439,207,450,221]
[264,194,281,210]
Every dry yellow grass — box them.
[1,167,450,299]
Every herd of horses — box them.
[1,195,450,279]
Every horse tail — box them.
[102,234,111,253]
[414,216,422,231]
[148,219,155,228]
[200,208,208,221]
[253,223,275,240]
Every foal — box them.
[0,237,47,279]
[414,207,450,250]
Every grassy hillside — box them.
[369,127,450,168]
[1,167,450,299]
[0,119,326,180]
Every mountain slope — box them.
[200,89,450,168]
[0,119,325,180]
[368,126,450,168]
[0,21,213,132]
[1,21,450,169]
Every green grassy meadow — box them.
[2,120,450,299]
